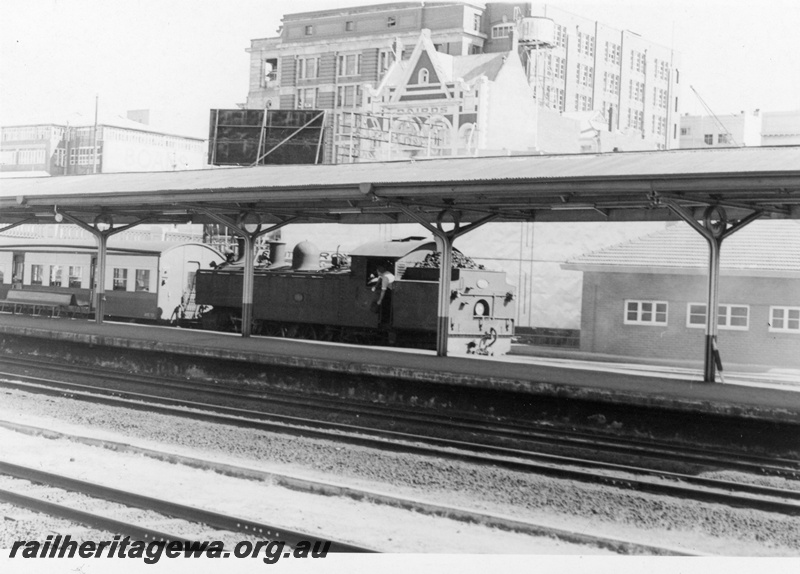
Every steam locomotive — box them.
[195,237,516,354]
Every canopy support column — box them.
[396,207,499,356]
[662,202,762,382]
[196,208,298,337]
[55,209,152,324]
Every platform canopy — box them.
[1,146,799,227]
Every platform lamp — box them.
[94,214,113,232]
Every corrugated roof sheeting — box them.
[2,146,799,198]
[1,147,798,227]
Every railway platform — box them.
[1,314,799,424]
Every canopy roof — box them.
[1,146,799,229]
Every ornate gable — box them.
[392,30,452,103]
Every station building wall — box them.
[579,272,800,368]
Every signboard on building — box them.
[208,109,325,166]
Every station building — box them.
[562,220,800,369]
[243,1,682,160]
[0,112,206,177]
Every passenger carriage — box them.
[0,239,224,321]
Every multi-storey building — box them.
[679,109,800,148]
[762,110,800,146]
[245,2,487,113]
[244,1,682,156]
[0,125,67,177]
[0,113,206,177]
[678,110,763,148]
[517,3,680,150]
[333,29,582,162]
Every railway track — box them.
[2,355,798,480]
[1,360,799,519]
[0,425,699,556]
[0,460,373,554]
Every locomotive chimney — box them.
[267,241,287,268]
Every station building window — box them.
[704,134,714,145]
[0,266,4,283]
[30,265,44,286]
[769,306,800,333]
[113,268,128,291]
[686,303,749,330]
[69,266,83,288]
[624,300,667,325]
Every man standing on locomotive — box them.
[372,264,395,325]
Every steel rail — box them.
[0,461,374,553]
[2,356,797,478]
[0,487,192,545]
[0,428,702,557]
[1,376,799,516]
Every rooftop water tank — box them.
[518,17,555,49]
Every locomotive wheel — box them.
[297,324,319,340]
[320,327,338,342]
[286,324,319,341]
[261,322,283,337]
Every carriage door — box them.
[12,253,24,288]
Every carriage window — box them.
[113,268,128,291]
[69,266,83,288]
[30,265,44,285]
[135,269,150,292]
[50,265,63,287]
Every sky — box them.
[1,0,799,139]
